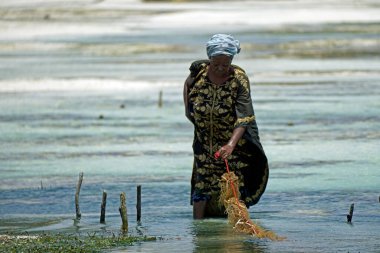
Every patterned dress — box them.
[187,60,269,214]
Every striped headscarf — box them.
[206,34,241,59]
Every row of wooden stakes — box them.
[74,172,141,232]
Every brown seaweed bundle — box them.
[219,171,284,241]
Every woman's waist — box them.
[194,131,230,143]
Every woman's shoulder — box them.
[232,65,250,92]
[189,60,209,78]
[189,59,247,76]
[232,64,247,77]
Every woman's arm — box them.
[217,70,254,160]
[217,126,246,159]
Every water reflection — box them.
[191,219,266,253]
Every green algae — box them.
[0,232,156,253]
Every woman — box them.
[183,34,269,219]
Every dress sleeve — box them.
[234,72,256,128]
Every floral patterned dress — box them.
[187,60,269,213]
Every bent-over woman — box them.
[183,34,269,219]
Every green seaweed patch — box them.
[0,232,156,253]
[243,38,380,59]
[254,80,334,86]
[71,43,190,56]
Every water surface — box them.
[0,0,379,252]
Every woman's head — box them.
[208,55,232,77]
[206,34,241,60]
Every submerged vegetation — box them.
[0,232,156,253]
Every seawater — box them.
[0,0,379,252]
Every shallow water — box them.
[0,0,380,252]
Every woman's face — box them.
[209,55,232,77]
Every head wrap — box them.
[206,34,241,59]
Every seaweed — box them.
[0,232,156,253]
[219,171,285,241]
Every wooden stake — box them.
[119,192,128,232]
[100,190,107,223]
[136,185,141,223]
[346,203,354,223]
[75,172,83,220]
[158,90,163,108]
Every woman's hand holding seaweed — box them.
[215,126,246,160]
[216,144,234,160]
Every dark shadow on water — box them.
[191,219,267,253]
